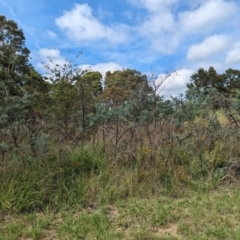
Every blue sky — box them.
[1,0,240,96]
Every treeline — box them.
[1,14,240,179]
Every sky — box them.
[1,0,240,97]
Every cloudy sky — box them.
[1,0,240,96]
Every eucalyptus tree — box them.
[0,15,31,93]
[104,69,151,107]
[98,69,153,156]
[43,57,103,144]
[74,71,102,143]
[102,68,154,124]
[0,15,42,162]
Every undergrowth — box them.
[1,137,238,215]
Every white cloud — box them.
[160,69,194,97]
[187,35,229,61]
[38,48,64,60]
[128,0,238,54]
[136,7,177,54]
[186,38,240,73]
[55,3,129,44]
[225,47,240,65]
[52,0,239,57]
[36,48,67,72]
[38,48,62,59]
[150,34,179,55]
[179,0,236,35]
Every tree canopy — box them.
[103,69,152,107]
[0,15,31,92]
[186,66,240,97]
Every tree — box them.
[74,71,102,144]
[43,55,103,144]
[49,79,78,141]
[0,15,31,94]
[0,15,32,155]
[103,69,152,107]
[79,71,102,97]
[222,68,240,97]
[186,67,240,98]
[148,69,177,129]
[186,66,225,95]
[0,15,48,162]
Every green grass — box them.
[1,186,240,239]
[1,144,240,239]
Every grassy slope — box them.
[1,186,240,240]
[1,131,240,240]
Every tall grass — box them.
[1,131,237,214]
[0,145,107,213]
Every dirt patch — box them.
[41,229,58,240]
[152,223,178,237]
[106,205,119,216]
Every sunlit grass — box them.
[1,186,240,239]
